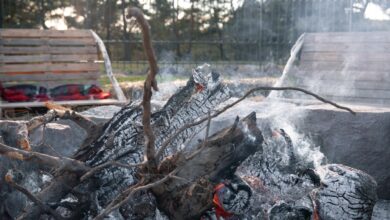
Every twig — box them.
[127,7,159,168]
[127,8,158,90]
[48,103,97,135]
[26,109,57,132]
[27,104,98,138]
[93,169,178,220]
[80,161,146,182]
[0,142,89,174]
[156,86,355,160]
[185,113,212,160]
[32,124,62,157]
[162,123,207,158]
[5,171,65,220]
[202,112,211,148]
[60,110,97,136]
[170,175,190,184]
[33,123,46,147]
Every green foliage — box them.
[2,0,390,64]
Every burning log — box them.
[153,112,263,219]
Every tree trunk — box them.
[218,29,225,60]
[39,0,48,29]
[121,0,131,61]
[105,0,113,57]
[172,2,181,58]
[0,0,4,28]
[187,1,195,55]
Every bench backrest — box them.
[0,29,100,87]
[280,32,390,106]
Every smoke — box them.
[257,100,326,169]
[202,95,326,173]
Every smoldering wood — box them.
[0,7,380,220]
[3,76,370,220]
[236,126,378,220]
[1,74,378,220]
[152,112,263,219]
[17,65,231,219]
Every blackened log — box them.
[314,164,377,220]
[237,128,377,220]
[18,66,230,219]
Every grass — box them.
[99,75,146,85]
[99,61,280,90]
[99,74,188,91]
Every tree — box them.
[1,0,69,29]
[0,0,4,28]
[120,0,143,61]
[207,0,232,60]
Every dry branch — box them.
[80,161,146,182]
[127,8,158,91]
[5,171,65,220]
[93,169,178,220]
[27,103,98,139]
[26,109,57,132]
[202,112,211,148]
[127,7,159,168]
[0,142,89,174]
[185,113,212,161]
[45,102,98,135]
[156,86,355,160]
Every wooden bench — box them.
[0,29,126,117]
[273,32,390,106]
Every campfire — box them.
[0,7,382,220]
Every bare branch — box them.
[46,103,98,135]
[93,169,178,220]
[170,175,190,184]
[127,8,158,91]
[80,161,146,182]
[184,113,212,161]
[0,120,31,150]
[202,112,211,148]
[27,103,98,137]
[26,109,57,132]
[5,171,65,220]
[0,142,89,174]
[156,86,355,159]
[40,126,62,157]
[127,7,159,168]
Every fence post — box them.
[348,0,353,31]
[258,0,262,71]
